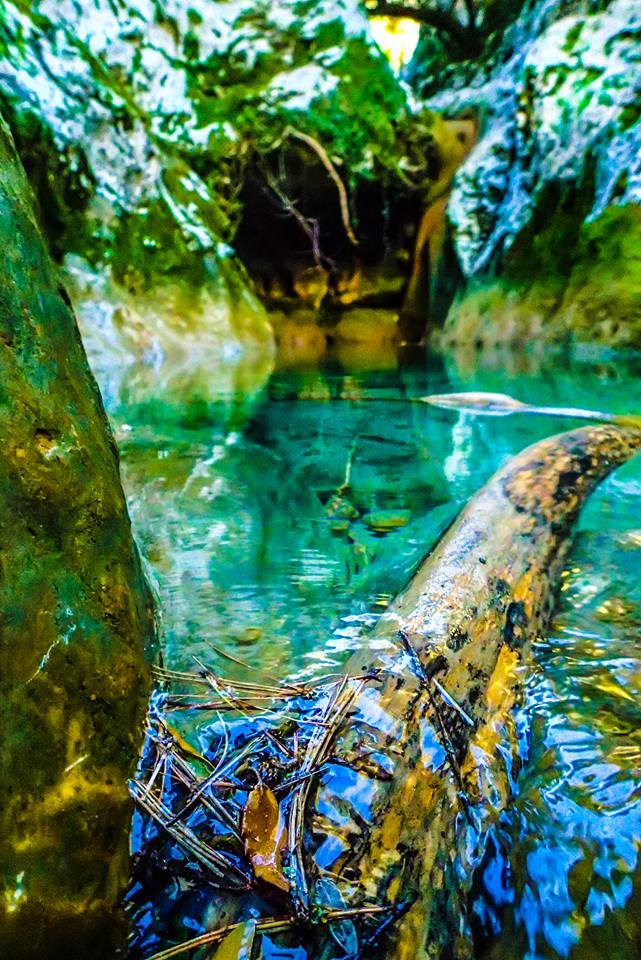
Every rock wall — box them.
[0,116,155,959]
[0,0,439,391]
[415,0,641,348]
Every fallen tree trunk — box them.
[0,116,155,958]
[133,421,641,959]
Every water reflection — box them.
[117,342,641,957]
[472,526,641,960]
[119,362,461,680]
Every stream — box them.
[116,339,641,958]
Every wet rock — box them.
[556,204,641,347]
[65,256,275,418]
[362,509,412,532]
[428,1,641,275]
[0,0,278,406]
[334,308,399,345]
[292,265,330,309]
[437,278,565,349]
[439,202,641,348]
[0,0,437,390]
[0,119,155,957]
[272,310,328,367]
[334,338,399,372]
[332,260,407,308]
[419,0,641,346]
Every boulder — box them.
[0,0,439,392]
[419,0,641,346]
[0,117,155,959]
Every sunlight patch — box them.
[369,16,420,72]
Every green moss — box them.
[575,66,604,90]
[186,25,414,193]
[619,95,641,131]
[302,40,410,182]
[542,64,568,97]
[555,205,641,347]
[504,181,593,284]
[562,20,584,53]
[0,117,155,958]
[437,278,566,350]
[108,160,231,292]
[0,0,433,295]
[443,205,641,350]
[577,90,593,113]
[0,99,95,261]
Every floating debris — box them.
[242,783,289,894]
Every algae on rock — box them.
[411,0,641,347]
[439,202,641,350]
[0,0,439,394]
[0,116,155,959]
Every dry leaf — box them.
[209,919,256,960]
[241,782,289,893]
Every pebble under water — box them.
[117,344,641,959]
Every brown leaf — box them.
[209,919,256,960]
[241,783,289,893]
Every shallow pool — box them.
[118,344,641,958]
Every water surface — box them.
[117,344,641,958]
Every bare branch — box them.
[283,128,359,247]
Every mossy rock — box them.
[558,205,641,347]
[436,279,565,349]
[272,312,328,367]
[0,0,432,287]
[334,308,399,344]
[362,509,412,532]
[440,204,641,350]
[0,117,155,959]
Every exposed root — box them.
[280,127,359,248]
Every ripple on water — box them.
[472,527,641,959]
[119,351,641,958]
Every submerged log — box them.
[319,422,641,958]
[0,117,155,957]
[134,421,641,960]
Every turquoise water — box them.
[118,345,641,958]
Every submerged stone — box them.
[362,509,412,531]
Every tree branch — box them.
[284,129,359,247]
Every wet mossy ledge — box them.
[0,118,155,958]
[438,204,641,351]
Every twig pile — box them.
[129,657,402,958]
